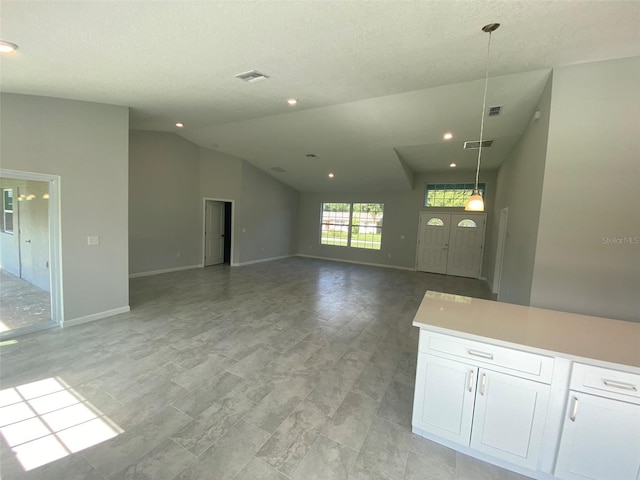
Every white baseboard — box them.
[296,254,415,271]
[129,264,203,278]
[236,255,294,266]
[63,306,130,328]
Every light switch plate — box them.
[87,236,99,245]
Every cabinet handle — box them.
[468,349,494,360]
[570,397,579,422]
[480,373,487,396]
[468,370,474,392]
[603,379,637,391]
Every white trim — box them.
[63,306,130,328]
[129,264,203,278]
[203,197,234,266]
[0,169,64,328]
[236,254,294,266]
[296,254,415,271]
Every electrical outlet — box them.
[176,251,181,257]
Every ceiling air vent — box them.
[235,70,270,83]
[488,105,502,117]
[464,140,494,150]
[270,167,286,173]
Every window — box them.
[427,217,444,226]
[321,202,384,250]
[457,219,478,228]
[425,183,486,208]
[2,189,13,234]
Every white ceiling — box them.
[2,1,639,192]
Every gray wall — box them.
[199,148,243,265]
[129,132,299,271]
[129,131,201,274]
[238,161,300,264]
[297,169,497,274]
[485,73,553,305]
[0,93,129,321]
[530,56,640,322]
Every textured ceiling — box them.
[2,1,639,192]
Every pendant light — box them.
[465,23,500,212]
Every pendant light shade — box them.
[465,23,499,212]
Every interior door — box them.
[18,183,50,291]
[446,213,486,278]
[416,213,451,274]
[205,200,224,266]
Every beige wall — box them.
[530,56,640,322]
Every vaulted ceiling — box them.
[2,1,639,192]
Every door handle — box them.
[480,373,487,396]
[603,380,637,391]
[468,370,474,392]
[570,397,579,422]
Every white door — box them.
[18,183,50,291]
[446,214,486,278]
[205,201,224,266]
[555,393,640,480]
[413,353,477,445]
[417,213,485,278]
[416,213,451,274]
[470,369,550,470]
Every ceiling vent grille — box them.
[464,140,494,150]
[488,106,502,117]
[235,70,270,83]
[270,167,286,173]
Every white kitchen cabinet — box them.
[554,364,640,480]
[413,346,551,469]
[413,353,476,444]
[471,369,550,470]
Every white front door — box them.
[18,182,50,291]
[205,201,224,266]
[416,212,486,278]
[416,213,451,274]
[446,214,486,278]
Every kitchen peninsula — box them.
[412,291,640,480]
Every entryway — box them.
[416,212,486,278]
[0,170,62,339]
[203,199,233,266]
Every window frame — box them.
[424,183,487,208]
[320,202,384,250]
[2,188,14,234]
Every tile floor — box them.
[0,270,51,333]
[0,257,531,480]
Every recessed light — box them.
[0,41,18,54]
[443,132,453,140]
[328,173,334,179]
[450,163,457,168]
[175,122,184,128]
[287,98,297,106]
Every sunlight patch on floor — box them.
[0,376,123,471]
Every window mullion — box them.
[347,203,353,247]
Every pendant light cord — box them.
[475,31,493,191]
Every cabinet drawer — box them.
[419,331,554,383]
[570,363,640,404]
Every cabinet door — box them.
[412,353,476,444]
[555,393,640,480]
[470,369,550,469]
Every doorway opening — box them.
[203,198,233,266]
[0,170,62,339]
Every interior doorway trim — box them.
[0,168,63,338]
[493,207,509,297]
[202,197,235,267]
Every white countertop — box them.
[412,291,640,368]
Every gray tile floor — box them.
[0,257,531,480]
[0,270,51,333]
